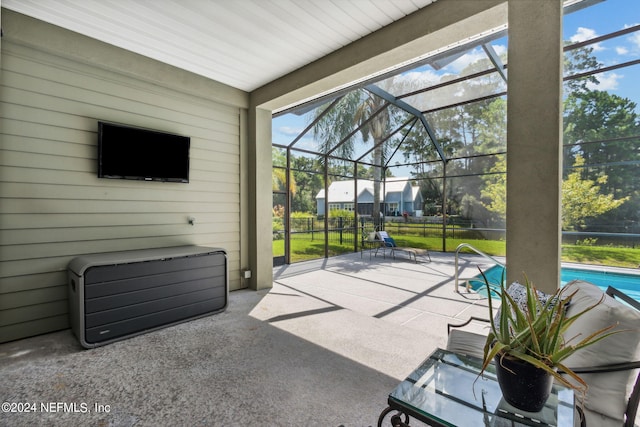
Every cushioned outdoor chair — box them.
[446,281,640,427]
[374,230,431,263]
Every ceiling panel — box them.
[2,0,436,92]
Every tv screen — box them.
[98,121,190,183]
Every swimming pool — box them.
[468,264,640,302]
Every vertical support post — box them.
[506,0,563,293]
[442,161,447,252]
[285,147,291,265]
[247,107,273,290]
[324,156,329,259]
[354,162,359,253]
[381,172,386,230]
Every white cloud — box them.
[586,72,622,91]
[397,69,440,85]
[381,43,509,94]
[292,138,317,152]
[493,44,507,57]
[446,49,487,73]
[616,46,629,55]
[278,126,304,136]
[378,69,441,93]
[570,27,604,51]
[444,44,507,74]
[571,27,597,42]
[630,32,640,49]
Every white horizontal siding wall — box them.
[0,12,248,342]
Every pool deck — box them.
[2,251,636,426]
[270,250,498,352]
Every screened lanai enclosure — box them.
[272,0,640,268]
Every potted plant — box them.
[479,270,619,412]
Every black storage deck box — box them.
[68,246,228,348]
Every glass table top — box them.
[388,348,575,427]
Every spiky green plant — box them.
[480,269,620,395]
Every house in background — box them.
[316,178,423,217]
[385,178,424,217]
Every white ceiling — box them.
[3,0,436,92]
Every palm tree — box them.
[312,89,390,222]
[272,147,297,195]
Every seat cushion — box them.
[446,329,486,359]
[562,280,640,421]
[578,406,628,427]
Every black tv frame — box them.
[97,121,190,183]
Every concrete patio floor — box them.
[1,251,497,427]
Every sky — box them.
[272,0,640,173]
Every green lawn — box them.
[561,245,640,268]
[273,234,640,268]
[273,238,356,263]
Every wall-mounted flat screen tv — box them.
[98,121,190,183]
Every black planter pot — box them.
[494,353,554,412]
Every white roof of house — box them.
[384,178,410,193]
[411,185,422,200]
[316,178,412,201]
[316,180,374,202]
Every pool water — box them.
[469,265,640,302]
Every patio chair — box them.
[360,224,385,259]
[446,281,640,427]
[374,230,431,263]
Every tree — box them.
[477,154,629,230]
[398,53,508,217]
[272,148,296,194]
[562,155,628,231]
[563,45,600,94]
[480,154,506,224]
[290,155,324,214]
[312,89,392,221]
[563,85,640,229]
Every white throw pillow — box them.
[491,282,557,333]
[561,280,640,421]
[376,230,389,240]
